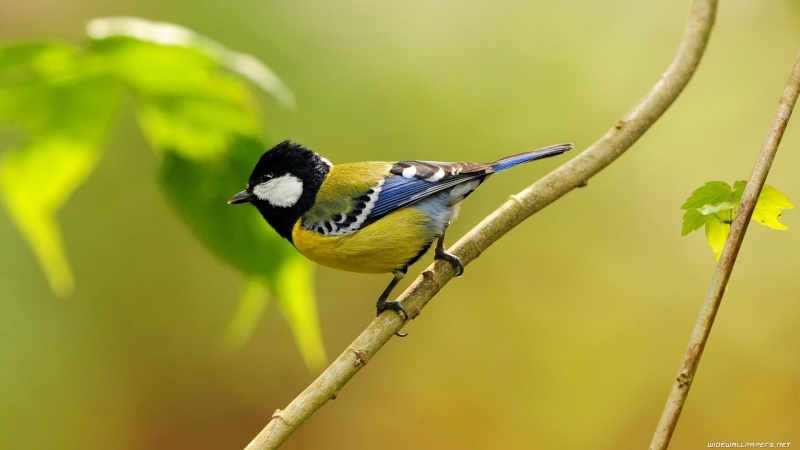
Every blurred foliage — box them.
[682,181,793,260]
[0,42,121,294]
[0,17,325,368]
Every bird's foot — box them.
[376,299,408,337]
[435,248,464,277]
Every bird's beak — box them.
[228,190,255,205]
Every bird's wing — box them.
[367,160,492,220]
[301,162,391,236]
[370,145,573,219]
[302,145,573,235]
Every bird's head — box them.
[228,140,331,240]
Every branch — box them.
[649,53,800,450]
[245,1,718,448]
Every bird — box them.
[228,140,572,325]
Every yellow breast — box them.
[292,207,435,274]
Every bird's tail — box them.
[491,143,573,172]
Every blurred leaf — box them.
[0,43,121,294]
[681,180,793,260]
[0,42,79,82]
[159,139,295,276]
[222,278,271,350]
[87,17,294,108]
[0,21,324,366]
[160,138,326,368]
[273,255,327,370]
[91,37,262,160]
[137,93,259,158]
[98,20,325,363]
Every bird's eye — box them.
[260,173,273,183]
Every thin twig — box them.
[245,1,718,448]
[649,53,800,450]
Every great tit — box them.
[228,140,572,323]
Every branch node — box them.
[676,372,691,388]
[577,179,589,188]
[271,409,289,425]
[469,239,484,259]
[614,119,627,129]
[350,348,369,366]
[422,270,437,284]
[508,193,525,208]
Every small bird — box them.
[229,140,572,323]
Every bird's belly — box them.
[292,207,442,274]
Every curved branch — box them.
[245,1,718,448]
[649,53,800,450]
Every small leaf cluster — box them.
[0,18,324,367]
[681,181,793,260]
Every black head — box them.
[228,140,331,241]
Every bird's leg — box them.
[434,222,464,277]
[375,271,407,319]
[375,271,409,337]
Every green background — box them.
[2,1,799,448]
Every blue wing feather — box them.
[369,172,486,219]
[491,143,572,172]
[367,143,572,222]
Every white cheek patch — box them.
[253,174,303,208]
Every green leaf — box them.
[221,278,271,350]
[680,181,733,209]
[101,20,325,364]
[159,139,296,276]
[0,43,121,295]
[681,180,793,261]
[87,17,294,108]
[91,37,262,160]
[273,256,327,370]
[753,184,794,230]
[680,181,733,235]
[732,180,746,205]
[0,23,324,366]
[0,42,80,83]
[730,180,794,230]
[704,215,729,261]
[136,91,260,160]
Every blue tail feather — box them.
[492,143,573,172]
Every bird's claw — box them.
[376,299,409,337]
[435,250,465,278]
[376,299,408,320]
